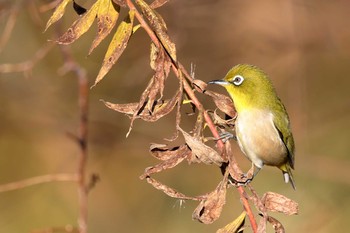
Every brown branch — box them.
[0,2,19,53]
[126,1,258,232]
[0,42,55,75]
[0,174,78,193]
[56,30,89,233]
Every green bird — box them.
[208,64,296,189]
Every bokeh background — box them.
[1,0,350,232]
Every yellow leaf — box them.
[44,0,72,32]
[216,212,246,233]
[89,0,120,55]
[56,0,100,44]
[92,10,135,87]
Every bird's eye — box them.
[232,75,244,86]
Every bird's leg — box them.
[216,131,237,143]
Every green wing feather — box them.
[272,100,295,169]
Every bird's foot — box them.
[216,131,237,143]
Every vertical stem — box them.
[57,41,89,233]
[77,68,89,233]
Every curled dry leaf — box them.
[112,0,127,7]
[44,0,71,31]
[136,0,177,61]
[192,175,228,224]
[267,216,285,233]
[140,144,190,179]
[192,79,207,93]
[89,0,120,55]
[149,144,191,161]
[144,176,202,201]
[205,90,236,119]
[56,0,100,44]
[178,127,225,166]
[208,109,235,129]
[73,0,87,15]
[150,0,170,9]
[102,89,181,136]
[262,192,299,215]
[216,212,246,233]
[257,215,267,233]
[93,10,135,87]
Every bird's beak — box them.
[207,80,229,86]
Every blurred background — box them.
[0,0,350,232]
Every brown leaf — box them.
[143,176,202,201]
[209,109,235,129]
[192,79,207,93]
[93,10,135,87]
[44,0,72,31]
[206,90,236,119]
[267,216,285,233]
[136,0,177,61]
[73,0,87,15]
[257,216,267,233]
[216,212,246,233]
[179,127,224,166]
[112,0,127,7]
[150,0,170,9]
[140,145,190,179]
[89,0,120,55]
[192,177,228,224]
[261,192,299,215]
[149,144,191,161]
[56,0,99,44]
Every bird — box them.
[208,64,296,189]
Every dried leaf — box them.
[56,0,99,44]
[89,0,120,55]
[262,192,298,215]
[102,90,179,122]
[192,79,207,93]
[93,10,135,87]
[267,216,285,233]
[216,212,246,233]
[209,109,235,129]
[73,0,87,15]
[136,0,177,61]
[149,144,190,161]
[140,146,190,179]
[257,215,267,233]
[193,177,228,224]
[178,127,224,166]
[206,90,236,119]
[112,0,127,7]
[144,176,202,201]
[150,0,170,9]
[44,0,72,31]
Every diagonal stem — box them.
[126,0,258,232]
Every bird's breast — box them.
[235,109,288,167]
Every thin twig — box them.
[0,174,78,193]
[0,42,55,74]
[57,31,89,233]
[126,1,258,232]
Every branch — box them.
[126,1,257,232]
[56,28,89,233]
[0,42,54,76]
[0,174,78,193]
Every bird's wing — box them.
[273,107,295,169]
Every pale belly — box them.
[235,109,288,168]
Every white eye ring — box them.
[232,75,244,86]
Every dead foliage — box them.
[44,0,299,232]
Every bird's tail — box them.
[279,163,296,190]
